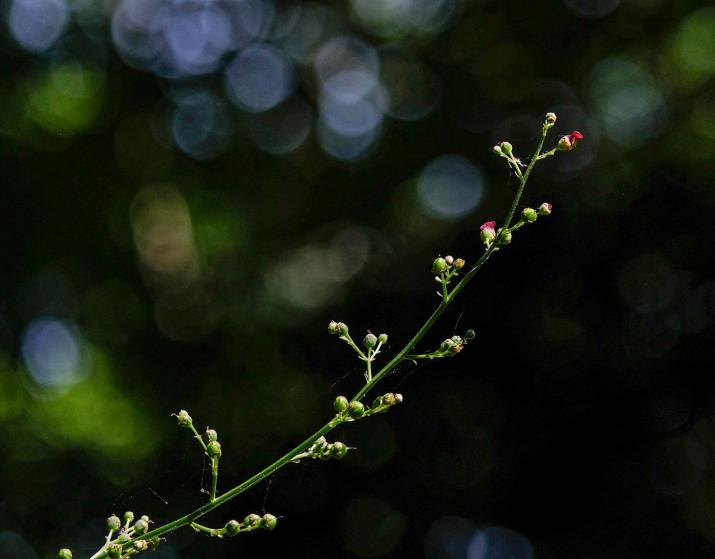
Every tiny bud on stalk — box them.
[206,440,222,458]
[497,228,512,245]
[225,519,241,536]
[133,541,149,552]
[444,255,454,265]
[107,515,121,532]
[432,257,448,274]
[545,112,557,124]
[334,395,349,412]
[124,511,134,524]
[377,333,388,344]
[464,329,476,340]
[557,131,583,151]
[328,321,340,335]
[348,400,365,418]
[261,514,278,531]
[480,221,496,244]
[244,514,261,528]
[363,333,377,349]
[493,145,502,154]
[499,141,513,155]
[538,202,552,215]
[522,207,538,223]
[453,258,465,270]
[206,428,218,442]
[175,409,192,427]
[134,518,149,534]
[58,550,72,559]
[331,441,348,459]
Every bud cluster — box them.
[432,255,466,300]
[295,436,349,462]
[333,392,403,421]
[223,513,277,536]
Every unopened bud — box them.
[557,131,583,151]
[107,544,122,559]
[377,333,388,344]
[497,228,512,245]
[445,255,454,265]
[348,400,365,419]
[58,550,73,559]
[545,112,557,125]
[493,145,502,154]
[480,221,497,244]
[124,511,134,524]
[244,514,261,528]
[206,440,222,458]
[116,534,131,544]
[382,393,396,406]
[538,202,552,216]
[464,329,476,340]
[331,441,348,459]
[453,258,465,270]
[522,207,538,223]
[363,333,377,349]
[134,518,149,535]
[337,322,349,336]
[499,141,513,155]
[225,519,241,536]
[175,410,192,427]
[206,428,218,442]
[334,395,349,413]
[107,515,121,532]
[440,338,455,352]
[133,541,149,552]
[261,514,278,531]
[328,321,341,335]
[395,393,403,403]
[432,257,448,274]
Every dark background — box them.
[1,0,715,558]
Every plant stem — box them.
[210,457,219,502]
[88,125,552,559]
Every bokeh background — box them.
[1,0,715,557]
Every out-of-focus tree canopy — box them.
[1,0,715,558]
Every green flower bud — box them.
[493,145,502,155]
[453,258,465,270]
[440,338,455,352]
[225,519,241,536]
[134,518,149,535]
[348,400,365,419]
[117,534,131,544]
[432,257,448,274]
[522,207,538,223]
[372,395,384,408]
[499,141,513,155]
[328,320,341,335]
[58,549,73,559]
[363,333,377,349]
[444,255,454,265]
[464,329,476,340]
[205,428,218,442]
[175,410,192,427]
[107,544,122,559]
[497,228,512,245]
[206,440,222,458]
[377,333,388,344]
[140,515,150,523]
[133,541,149,552]
[261,514,278,531]
[382,393,396,406]
[244,513,261,528]
[331,441,348,459]
[334,395,349,412]
[107,515,121,532]
[124,511,134,524]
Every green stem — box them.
[88,123,552,559]
[210,457,219,502]
[191,522,224,537]
[188,424,207,452]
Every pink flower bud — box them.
[557,131,583,151]
[538,202,552,216]
[480,221,496,244]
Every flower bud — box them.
[492,145,502,155]
[261,514,278,531]
[395,393,403,403]
[331,441,348,459]
[480,221,496,244]
[497,228,512,245]
[334,395,349,412]
[58,550,73,559]
[557,131,583,151]
[124,511,134,524]
[225,519,241,536]
[363,333,377,349]
[499,141,513,155]
[464,329,476,340]
[205,428,218,442]
[107,515,121,532]
[107,544,122,559]
[538,202,552,215]
[377,333,388,344]
[348,400,365,419]
[328,320,340,335]
[337,322,349,336]
[133,541,149,552]
[244,513,261,528]
[453,258,465,270]
[206,440,222,459]
[444,255,454,265]
[440,338,455,352]
[545,112,557,125]
[522,207,537,223]
[382,393,396,406]
[175,410,192,427]
[140,515,150,523]
[372,395,384,408]
[134,518,149,535]
[431,257,448,274]
[117,534,131,544]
